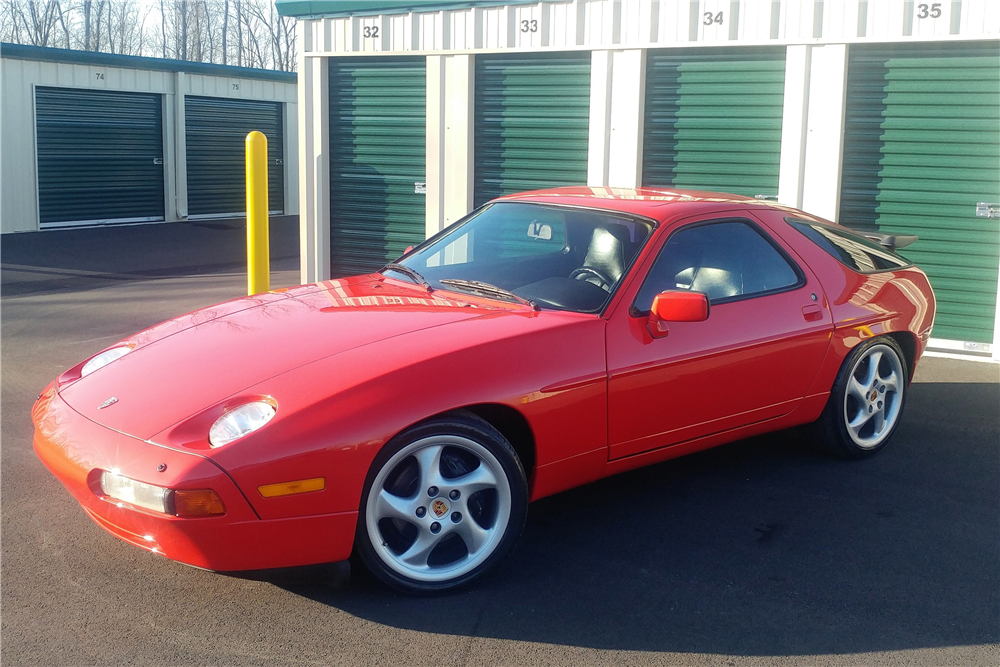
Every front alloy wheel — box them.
[356,413,527,594]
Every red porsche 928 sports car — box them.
[33,188,935,594]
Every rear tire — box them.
[808,336,909,459]
[355,411,528,595]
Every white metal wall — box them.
[0,56,299,233]
[298,0,999,55]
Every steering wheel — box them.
[568,267,614,291]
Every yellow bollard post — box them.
[245,130,270,295]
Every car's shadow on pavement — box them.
[269,380,998,656]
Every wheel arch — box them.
[364,402,538,493]
[456,404,537,480]
[399,403,537,481]
[883,330,918,383]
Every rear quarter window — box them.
[786,219,912,273]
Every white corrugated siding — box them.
[300,0,999,55]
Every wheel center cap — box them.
[869,390,879,402]
[431,499,450,518]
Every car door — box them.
[605,212,834,460]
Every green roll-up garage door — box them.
[642,48,786,198]
[840,42,1000,346]
[185,96,284,217]
[35,87,164,226]
[329,57,426,277]
[474,53,591,207]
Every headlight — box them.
[99,471,225,517]
[101,471,171,513]
[209,401,276,448]
[81,345,133,377]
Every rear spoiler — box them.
[861,232,918,251]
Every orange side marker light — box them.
[258,477,326,498]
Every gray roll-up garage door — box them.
[642,48,786,198]
[329,57,426,277]
[185,96,285,217]
[35,87,164,227]
[474,53,591,207]
[840,41,1000,347]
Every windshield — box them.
[389,202,653,313]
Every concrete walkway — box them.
[1,215,301,297]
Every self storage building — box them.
[282,0,999,361]
[1,44,298,233]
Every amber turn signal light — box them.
[173,489,226,517]
[258,477,325,498]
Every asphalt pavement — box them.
[2,220,998,666]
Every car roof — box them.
[494,186,775,223]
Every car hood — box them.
[58,276,505,439]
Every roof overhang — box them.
[276,0,541,19]
[0,43,296,83]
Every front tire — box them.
[809,336,909,459]
[355,412,528,595]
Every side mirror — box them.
[648,290,709,338]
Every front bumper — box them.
[32,388,356,572]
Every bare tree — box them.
[220,0,227,63]
[248,0,293,71]
[3,0,63,46]
[55,1,70,47]
[2,0,296,71]
[157,0,166,56]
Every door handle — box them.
[802,304,823,322]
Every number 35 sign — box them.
[916,3,943,19]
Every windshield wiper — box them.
[381,263,432,292]
[439,279,540,311]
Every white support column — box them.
[161,94,177,223]
[443,54,474,227]
[777,45,811,209]
[426,54,475,238]
[607,49,645,188]
[800,44,849,221]
[298,54,331,284]
[587,49,645,188]
[992,255,1000,361]
[587,50,612,186]
[426,55,446,238]
[283,102,299,215]
[173,72,188,220]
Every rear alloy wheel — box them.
[809,337,909,458]
[356,413,527,594]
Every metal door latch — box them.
[976,202,999,218]
[754,194,778,201]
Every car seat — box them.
[569,225,630,291]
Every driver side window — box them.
[634,219,802,312]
